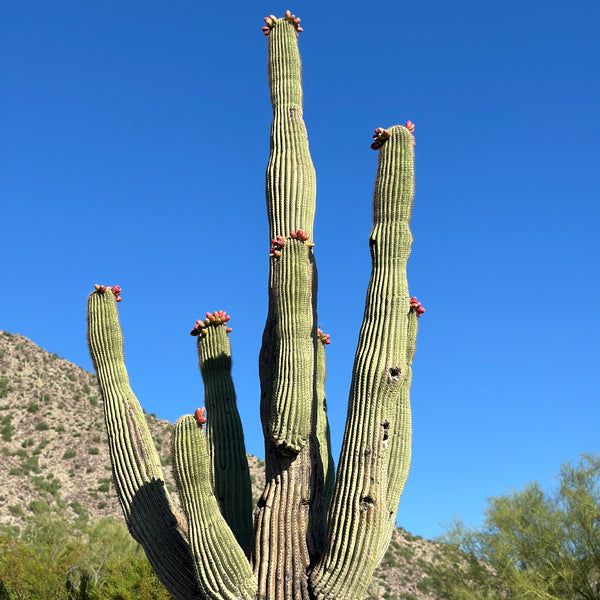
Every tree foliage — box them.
[422,453,600,600]
[0,511,172,599]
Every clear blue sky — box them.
[2,1,599,541]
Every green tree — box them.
[423,453,600,600]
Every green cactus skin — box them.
[172,415,257,600]
[86,289,200,600]
[260,12,317,455]
[86,11,420,600]
[309,126,417,600]
[196,320,253,555]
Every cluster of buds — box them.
[317,327,331,345]
[94,284,123,302]
[289,229,315,247]
[190,310,233,336]
[270,234,285,259]
[262,10,303,37]
[405,121,416,146]
[371,127,392,150]
[194,407,207,426]
[409,296,426,317]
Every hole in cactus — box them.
[257,496,266,509]
[359,495,376,512]
[388,367,401,383]
[381,420,390,442]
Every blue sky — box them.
[2,1,599,541]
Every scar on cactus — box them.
[262,10,303,37]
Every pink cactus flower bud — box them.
[410,296,418,303]
[290,231,296,238]
[116,297,122,302]
[206,312,212,319]
[262,27,270,36]
[226,327,233,333]
[294,17,301,23]
[194,407,207,425]
[324,339,331,345]
[417,306,425,314]
[285,10,291,18]
[273,250,281,258]
[269,14,277,21]
[201,328,208,336]
[405,120,415,133]
[204,318,211,325]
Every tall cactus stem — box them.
[86,289,200,600]
[195,316,253,555]
[173,416,257,600]
[310,125,417,599]
[260,12,317,454]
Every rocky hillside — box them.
[0,330,448,600]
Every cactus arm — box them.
[193,313,253,555]
[315,329,335,521]
[86,287,200,600]
[172,415,257,600]
[261,11,317,454]
[310,126,417,600]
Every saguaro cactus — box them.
[87,11,422,600]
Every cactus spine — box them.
[86,12,420,600]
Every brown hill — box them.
[0,330,447,600]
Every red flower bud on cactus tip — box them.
[116,297,122,302]
[410,296,418,303]
[226,327,233,333]
[324,339,331,345]
[417,306,426,314]
[194,407,207,425]
[290,231,296,238]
